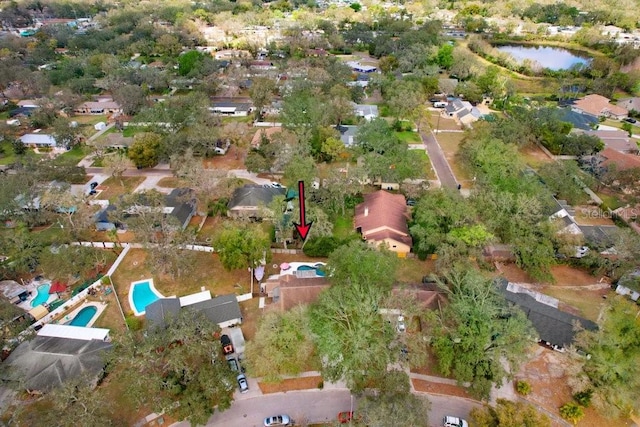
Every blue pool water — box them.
[297,265,326,277]
[131,281,160,314]
[31,283,51,307]
[68,306,97,327]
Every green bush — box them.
[573,389,593,407]
[515,380,532,395]
[303,236,341,257]
[126,315,143,331]
[559,402,584,425]
[317,380,324,389]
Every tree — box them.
[435,44,454,69]
[103,151,132,186]
[358,370,431,427]
[470,399,551,427]
[213,222,271,271]
[113,84,146,115]
[244,306,318,381]
[111,310,236,426]
[538,161,589,205]
[128,132,163,168]
[309,242,398,391]
[177,50,205,76]
[559,402,585,425]
[570,296,640,419]
[320,136,345,162]
[283,154,317,190]
[428,270,537,399]
[52,117,81,148]
[249,77,276,118]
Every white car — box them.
[237,374,249,393]
[396,315,406,333]
[264,414,292,426]
[443,415,468,427]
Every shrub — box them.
[317,380,324,389]
[573,389,593,407]
[303,236,341,257]
[126,315,143,331]
[515,380,532,395]
[559,402,584,425]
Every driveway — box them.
[420,129,458,190]
[228,170,273,185]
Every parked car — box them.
[89,181,98,189]
[221,334,234,355]
[443,415,468,427]
[263,414,292,426]
[624,117,637,124]
[237,373,249,393]
[396,315,406,333]
[227,356,239,372]
[574,246,590,258]
[88,189,97,196]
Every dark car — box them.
[624,117,637,124]
[88,190,97,196]
[227,356,239,372]
[221,334,234,355]
[90,181,99,189]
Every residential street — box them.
[168,389,479,427]
[420,128,458,190]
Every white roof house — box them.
[20,134,57,147]
[37,324,110,341]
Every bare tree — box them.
[103,152,132,186]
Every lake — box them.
[495,44,591,71]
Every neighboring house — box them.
[336,125,359,147]
[618,96,640,113]
[214,49,251,60]
[354,104,379,121]
[347,73,370,87]
[583,129,638,154]
[74,100,122,115]
[546,197,582,235]
[496,279,598,351]
[9,106,36,118]
[345,61,377,73]
[227,185,287,219]
[557,108,599,131]
[0,279,29,304]
[579,224,619,249]
[354,190,413,257]
[20,134,57,147]
[16,99,40,108]
[251,127,282,148]
[615,270,640,301]
[210,101,252,116]
[597,147,640,171]
[1,324,113,392]
[249,60,276,70]
[572,94,628,120]
[444,98,481,126]
[145,293,242,330]
[94,205,118,231]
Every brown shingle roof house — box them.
[263,274,330,311]
[572,94,628,119]
[354,190,412,257]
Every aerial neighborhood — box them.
[1,1,640,426]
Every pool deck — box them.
[16,278,58,311]
[279,262,327,276]
[62,301,107,328]
[129,278,164,316]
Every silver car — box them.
[263,414,292,426]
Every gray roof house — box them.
[210,101,252,117]
[336,125,359,147]
[227,185,287,219]
[1,334,113,392]
[496,279,598,350]
[146,294,242,330]
[20,134,57,147]
[354,104,379,121]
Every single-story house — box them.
[213,49,251,60]
[0,279,29,304]
[347,73,370,87]
[9,106,36,117]
[336,125,359,147]
[572,94,628,120]
[617,97,640,113]
[346,61,377,73]
[94,205,118,231]
[210,101,252,117]
[545,197,582,235]
[583,129,638,154]
[251,127,283,148]
[557,108,599,131]
[354,190,413,257]
[74,101,122,115]
[145,294,242,330]
[597,147,640,171]
[227,185,287,219]
[496,279,598,350]
[262,273,330,311]
[1,325,113,392]
[20,134,57,147]
[16,99,40,108]
[354,104,379,121]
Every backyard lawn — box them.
[332,214,356,240]
[395,130,421,144]
[428,112,461,131]
[97,176,145,202]
[56,144,89,163]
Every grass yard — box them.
[157,176,188,188]
[541,286,607,322]
[395,131,421,144]
[333,214,357,240]
[122,126,150,137]
[519,144,554,168]
[429,112,462,131]
[97,176,145,202]
[56,144,89,163]
[0,141,37,165]
[395,257,435,284]
[72,115,109,125]
[435,132,473,184]
[596,191,625,210]
[407,149,436,180]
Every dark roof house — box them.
[496,279,597,350]
[145,294,242,330]
[165,188,197,229]
[227,185,287,219]
[1,335,113,392]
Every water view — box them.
[495,44,591,70]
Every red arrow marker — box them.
[294,180,313,241]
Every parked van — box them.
[433,101,447,108]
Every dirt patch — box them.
[412,379,472,399]
[258,376,323,394]
[549,265,605,287]
[519,144,553,167]
[203,145,246,170]
[495,262,537,283]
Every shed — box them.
[28,305,49,321]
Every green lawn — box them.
[407,149,436,180]
[396,131,421,144]
[56,144,89,163]
[122,127,149,137]
[597,192,625,210]
[333,214,357,240]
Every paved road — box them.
[170,389,479,427]
[420,129,458,190]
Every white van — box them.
[433,101,448,108]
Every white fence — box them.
[184,244,214,252]
[236,293,253,302]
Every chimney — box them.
[364,206,369,216]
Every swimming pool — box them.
[68,306,98,327]
[31,283,51,307]
[129,279,164,316]
[297,265,326,277]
